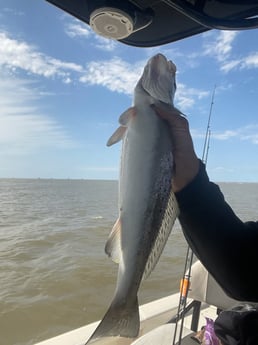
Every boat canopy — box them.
[45,0,258,47]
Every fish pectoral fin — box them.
[105,218,122,263]
[106,126,127,147]
[106,107,136,146]
[119,107,136,126]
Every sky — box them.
[0,1,258,182]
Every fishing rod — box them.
[172,86,216,345]
[202,85,216,165]
[172,246,193,345]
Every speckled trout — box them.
[86,54,179,344]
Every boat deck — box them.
[34,293,218,345]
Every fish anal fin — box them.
[106,126,127,147]
[105,218,122,263]
[143,191,179,280]
[84,297,139,344]
[119,107,136,126]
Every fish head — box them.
[137,53,177,105]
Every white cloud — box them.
[0,31,83,81]
[220,59,242,72]
[0,74,76,156]
[239,124,258,144]
[0,30,210,112]
[203,31,258,73]
[64,21,91,38]
[176,84,209,110]
[220,53,258,72]
[64,18,117,51]
[212,166,235,174]
[0,30,209,109]
[192,124,258,145]
[190,129,206,139]
[1,7,24,16]
[212,130,238,140]
[242,52,258,69]
[79,58,209,111]
[212,124,258,144]
[80,58,143,95]
[95,36,117,51]
[203,31,238,62]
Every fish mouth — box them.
[139,53,177,104]
[150,54,176,74]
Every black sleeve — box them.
[175,161,258,302]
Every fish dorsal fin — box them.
[106,126,127,147]
[143,191,179,280]
[105,218,122,263]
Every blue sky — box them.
[0,0,258,182]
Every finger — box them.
[151,105,187,129]
[151,103,180,119]
[152,105,189,132]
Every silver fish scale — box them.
[142,151,179,280]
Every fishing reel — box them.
[89,1,153,40]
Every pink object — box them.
[204,317,220,345]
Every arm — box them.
[152,104,258,302]
[176,161,258,302]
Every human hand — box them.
[152,104,200,192]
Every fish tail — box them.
[85,297,140,344]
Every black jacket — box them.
[175,161,258,302]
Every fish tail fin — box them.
[85,297,140,344]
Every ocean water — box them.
[0,179,257,345]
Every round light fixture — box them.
[90,7,134,40]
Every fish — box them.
[85,53,180,344]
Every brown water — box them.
[0,179,257,345]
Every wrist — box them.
[172,157,200,192]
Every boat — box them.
[34,259,239,345]
[45,1,258,47]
